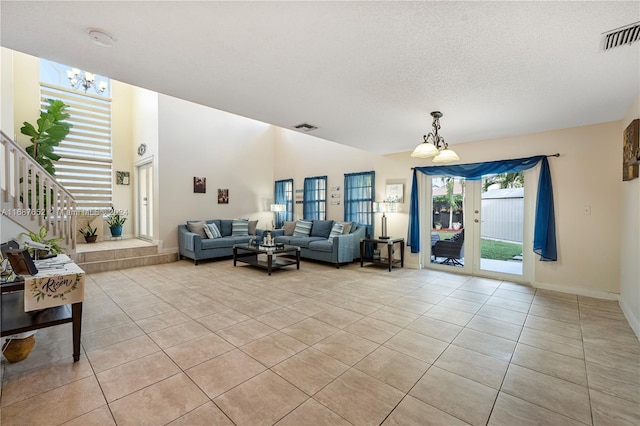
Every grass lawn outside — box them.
[434,230,522,261]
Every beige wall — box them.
[620,95,640,337]
[110,80,135,236]
[156,94,276,251]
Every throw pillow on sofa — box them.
[248,220,258,235]
[187,220,208,238]
[310,220,334,238]
[207,223,222,238]
[293,220,312,237]
[232,220,249,236]
[338,221,353,234]
[327,222,344,243]
[283,221,296,236]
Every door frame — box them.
[134,157,154,241]
[423,172,535,284]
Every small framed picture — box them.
[194,177,206,193]
[116,171,130,185]
[218,188,229,204]
[385,184,404,203]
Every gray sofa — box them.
[178,219,264,265]
[272,220,366,267]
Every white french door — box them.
[428,174,531,282]
[136,160,153,241]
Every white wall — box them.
[157,95,276,251]
[619,95,640,338]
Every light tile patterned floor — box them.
[1,260,639,425]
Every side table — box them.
[360,237,404,272]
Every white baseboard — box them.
[619,297,640,340]
[532,281,619,301]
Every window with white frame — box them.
[39,59,113,210]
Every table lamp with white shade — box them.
[373,201,398,240]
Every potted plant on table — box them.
[80,224,98,243]
[106,213,127,237]
[20,226,65,258]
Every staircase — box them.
[1,131,77,253]
[2,131,177,273]
[73,240,178,274]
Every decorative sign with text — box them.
[23,258,85,312]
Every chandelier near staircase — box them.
[411,111,460,163]
[66,68,107,94]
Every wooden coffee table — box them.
[233,244,301,275]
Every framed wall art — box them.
[116,171,130,185]
[218,188,229,204]
[385,184,404,203]
[623,119,639,181]
[194,177,206,193]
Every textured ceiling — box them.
[1,1,639,154]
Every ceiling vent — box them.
[293,123,318,132]
[602,22,640,51]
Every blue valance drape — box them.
[408,155,557,261]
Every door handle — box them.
[474,219,479,223]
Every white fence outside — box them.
[481,188,523,244]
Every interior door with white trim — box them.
[137,161,153,241]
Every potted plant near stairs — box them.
[107,213,126,238]
[80,224,98,243]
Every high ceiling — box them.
[1,1,639,155]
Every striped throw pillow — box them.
[293,220,312,237]
[207,223,222,239]
[327,223,344,243]
[231,220,249,236]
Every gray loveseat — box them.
[178,219,264,265]
[272,220,366,267]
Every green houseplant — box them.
[106,213,126,237]
[79,224,98,243]
[19,99,72,212]
[20,226,65,257]
[20,99,72,176]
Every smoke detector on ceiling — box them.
[293,123,318,132]
[602,21,640,50]
[87,29,115,47]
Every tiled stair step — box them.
[77,253,178,274]
[73,245,159,264]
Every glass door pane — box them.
[430,177,466,268]
[478,173,524,276]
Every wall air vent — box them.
[293,123,318,132]
[602,21,640,51]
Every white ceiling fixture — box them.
[411,112,460,164]
[66,68,107,94]
[87,29,114,48]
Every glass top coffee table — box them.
[233,244,301,275]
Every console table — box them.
[360,237,405,272]
[1,256,84,362]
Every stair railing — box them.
[1,130,77,250]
